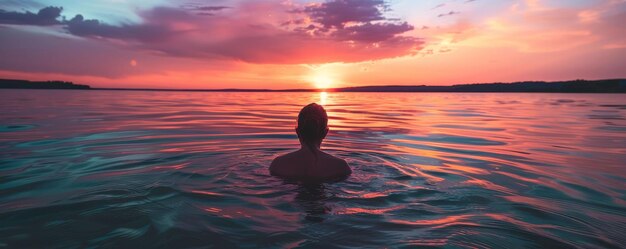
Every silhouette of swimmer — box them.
[270,103,351,180]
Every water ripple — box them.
[1,90,625,248]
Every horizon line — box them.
[2,78,626,93]
[93,78,626,92]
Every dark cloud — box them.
[299,0,387,28]
[432,4,446,10]
[195,6,230,11]
[0,6,62,25]
[333,22,413,42]
[280,19,305,26]
[438,11,460,17]
[65,15,174,42]
[0,5,180,43]
[181,3,230,16]
[64,7,190,42]
[292,0,416,43]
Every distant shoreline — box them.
[1,78,625,93]
[0,79,91,90]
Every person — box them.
[270,103,351,180]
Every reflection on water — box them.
[319,91,328,106]
[295,184,331,223]
[1,90,625,248]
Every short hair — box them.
[297,103,328,142]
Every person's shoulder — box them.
[269,151,298,175]
[269,154,286,172]
[337,158,352,175]
[320,152,352,175]
[320,151,346,164]
[272,150,300,164]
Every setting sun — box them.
[311,74,334,89]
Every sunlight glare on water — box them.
[0,90,625,248]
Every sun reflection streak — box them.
[319,91,328,106]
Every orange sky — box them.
[0,0,625,89]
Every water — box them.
[1,90,625,248]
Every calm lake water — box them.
[1,90,625,248]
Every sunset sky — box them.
[1,0,625,89]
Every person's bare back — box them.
[270,148,351,180]
[269,103,351,181]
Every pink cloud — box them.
[3,0,422,64]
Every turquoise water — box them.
[1,90,625,248]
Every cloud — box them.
[332,22,414,42]
[196,6,229,11]
[66,15,174,42]
[0,6,62,25]
[298,0,387,28]
[3,1,422,64]
[432,4,446,10]
[438,11,460,18]
[181,3,230,16]
[64,7,188,43]
[290,0,416,44]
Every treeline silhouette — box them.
[0,79,90,89]
[1,78,625,93]
[337,79,626,93]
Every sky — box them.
[0,0,625,89]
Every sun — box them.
[311,74,334,89]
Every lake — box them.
[1,90,625,248]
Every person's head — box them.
[296,103,328,148]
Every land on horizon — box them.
[1,78,626,93]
